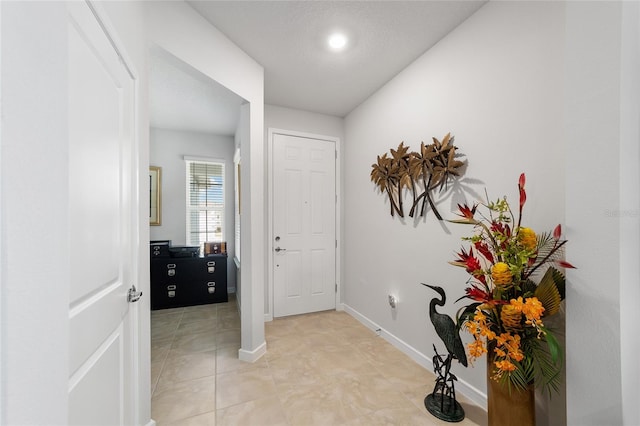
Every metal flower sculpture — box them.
[370,133,465,219]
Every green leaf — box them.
[544,329,562,364]
[534,268,563,316]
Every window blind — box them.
[185,160,224,250]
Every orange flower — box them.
[468,339,486,359]
[495,359,517,372]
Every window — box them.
[185,159,224,251]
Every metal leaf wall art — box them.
[370,133,465,220]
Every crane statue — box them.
[422,283,467,422]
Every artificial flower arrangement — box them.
[449,173,575,394]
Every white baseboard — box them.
[264,313,273,322]
[238,341,267,363]
[145,420,157,426]
[342,303,487,410]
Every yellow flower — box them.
[518,227,537,250]
[491,262,512,285]
[501,304,523,332]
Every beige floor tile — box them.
[278,382,357,425]
[268,354,334,390]
[151,301,485,426]
[151,376,216,424]
[169,330,217,357]
[175,318,218,336]
[151,335,175,358]
[151,342,171,365]
[216,364,278,410]
[156,410,216,426]
[151,360,164,397]
[216,346,266,374]
[216,397,288,426]
[264,335,312,361]
[214,329,241,349]
[375,358,437,393]
[155,350,216,393]
[216,315,240,331]
[344,405,435,425]
[151,307,185,318]
[181,309,218,324]
[265,318,299,339]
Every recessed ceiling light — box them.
[328,33,348,51]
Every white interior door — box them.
[67,3,137,425]
[273,133,336,317]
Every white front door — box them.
[67,3,137,424]
[272,133,336,317]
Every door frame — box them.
[267,128,342,321]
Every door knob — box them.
[274,247,287,252]
[127,285,143,303]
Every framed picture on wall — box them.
[149,166,161,226]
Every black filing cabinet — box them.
[150,255,228,310]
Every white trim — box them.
[342,303,487,411]
[264,313,273,322]
[238,341,267,363]
[183,155,226,163]
[267,128,342,319]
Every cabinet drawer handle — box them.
[167,264,176,269]
[207,261,216,266]
[167,285,176,290]
[207,282,216,287]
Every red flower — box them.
[466,285,491,302]
[456,203,477,220]
[474,241,495,264]
[465,284,504,305]
[553,224,562,240]
[556,260,577,269]
[519,173,527,209]
[491,221,511,239]
[452,247,487,285]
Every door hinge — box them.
[335,283,338,293]
[335,239,337,248]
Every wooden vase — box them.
[487,354,535,426]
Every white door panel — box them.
[273,134,336,317]
[67,2,135,424]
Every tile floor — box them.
[151,295,486,425]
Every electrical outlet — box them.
[388,294,397,308]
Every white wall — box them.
[264,104,344,318]
[564,2,639,425]
[344,1,566,419]
[144,1,266,362]
[150,127,237,292]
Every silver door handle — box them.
[127,285,143,303]
[274,247,287,252]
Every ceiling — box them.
[149,46,245,136]
[149,1,486,134]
